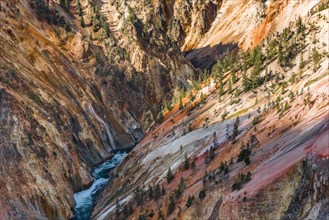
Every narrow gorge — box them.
[74,152,127,220]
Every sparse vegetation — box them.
[185,195,195,208]
[232,172,252,191]
[205,146,216,164]
[237,146,251,165]
[134,186,145,206]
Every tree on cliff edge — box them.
[167,167,174,183]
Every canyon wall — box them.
[0,0,194,218]
[0,0,327,219]
[91,2,329,219]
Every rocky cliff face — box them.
[0,0,328,219]
[91,2,329,219]
[156,0,320,69]
[0,0,194,218]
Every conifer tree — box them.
[296,16,305,34]
[199,188,206,200]
[218,80,224,101]
[232,71,237,84]
[312,47,321,66]
[167,167,174,183]
[186,196,195,208]
[179,96,183,110]
[183,154,190,170]
[228,78,232,94]
[134,186,144,205]
[178,177,185,193]
[168,195,176,215]
[191,160,196,170]
[200,92,205,103]
[251,46,261,89]
[161,184,166,195]
[80,16,85,27]
[148,185,154,200]
[299,53,304,70]
[232,116,240,143]
[115,198,121,218]
[154,184,161,200]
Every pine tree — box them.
[232,71,237,84]
[237,147,251,165]
[122,204,133,218]
[148,185,154,200]
[115,198,121,218]
[296,16,305,34]
[228,78,232,94]
[278,43,285,67]
[232,116,240,143]
[191,160,196,170]
[203,170,208,185]
[179,96,183,110]
[205,149,210,164]
[161,184,166,195]
[312,47,321,66]
[220,161,229,174]
[157,112,164,123]
[127,5,138,24]
[199,188,206,200]
[209,146,215,160]
[200,92,205,103]
[80,16,85,27]
[60,0,70,10]
[183,154,190,170]
[167,167,174,183]
[242,73,251,92]
[168,195,176,215]
[299,53,304,70]
[154,184,161,200]
[185,195,195,208]
[77,0,83,16]
[230,50,236,68]
[92,15,100,32]
[134,186,144,206]
[251,46,262,89]
[178,177,185,193]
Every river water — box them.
[73,152,127,220]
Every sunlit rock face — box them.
[0,0,194,218]
[90,1,329,219]
[1,0,328,219]
[158,0,320,69]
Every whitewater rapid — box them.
[73,152,127,220]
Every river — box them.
[73,152,127,220]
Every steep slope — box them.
[0,0,328,219]
[157,0,321,69]
[0,0,194,219]
[92,6,329,220]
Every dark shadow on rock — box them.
[184,43,238,70]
